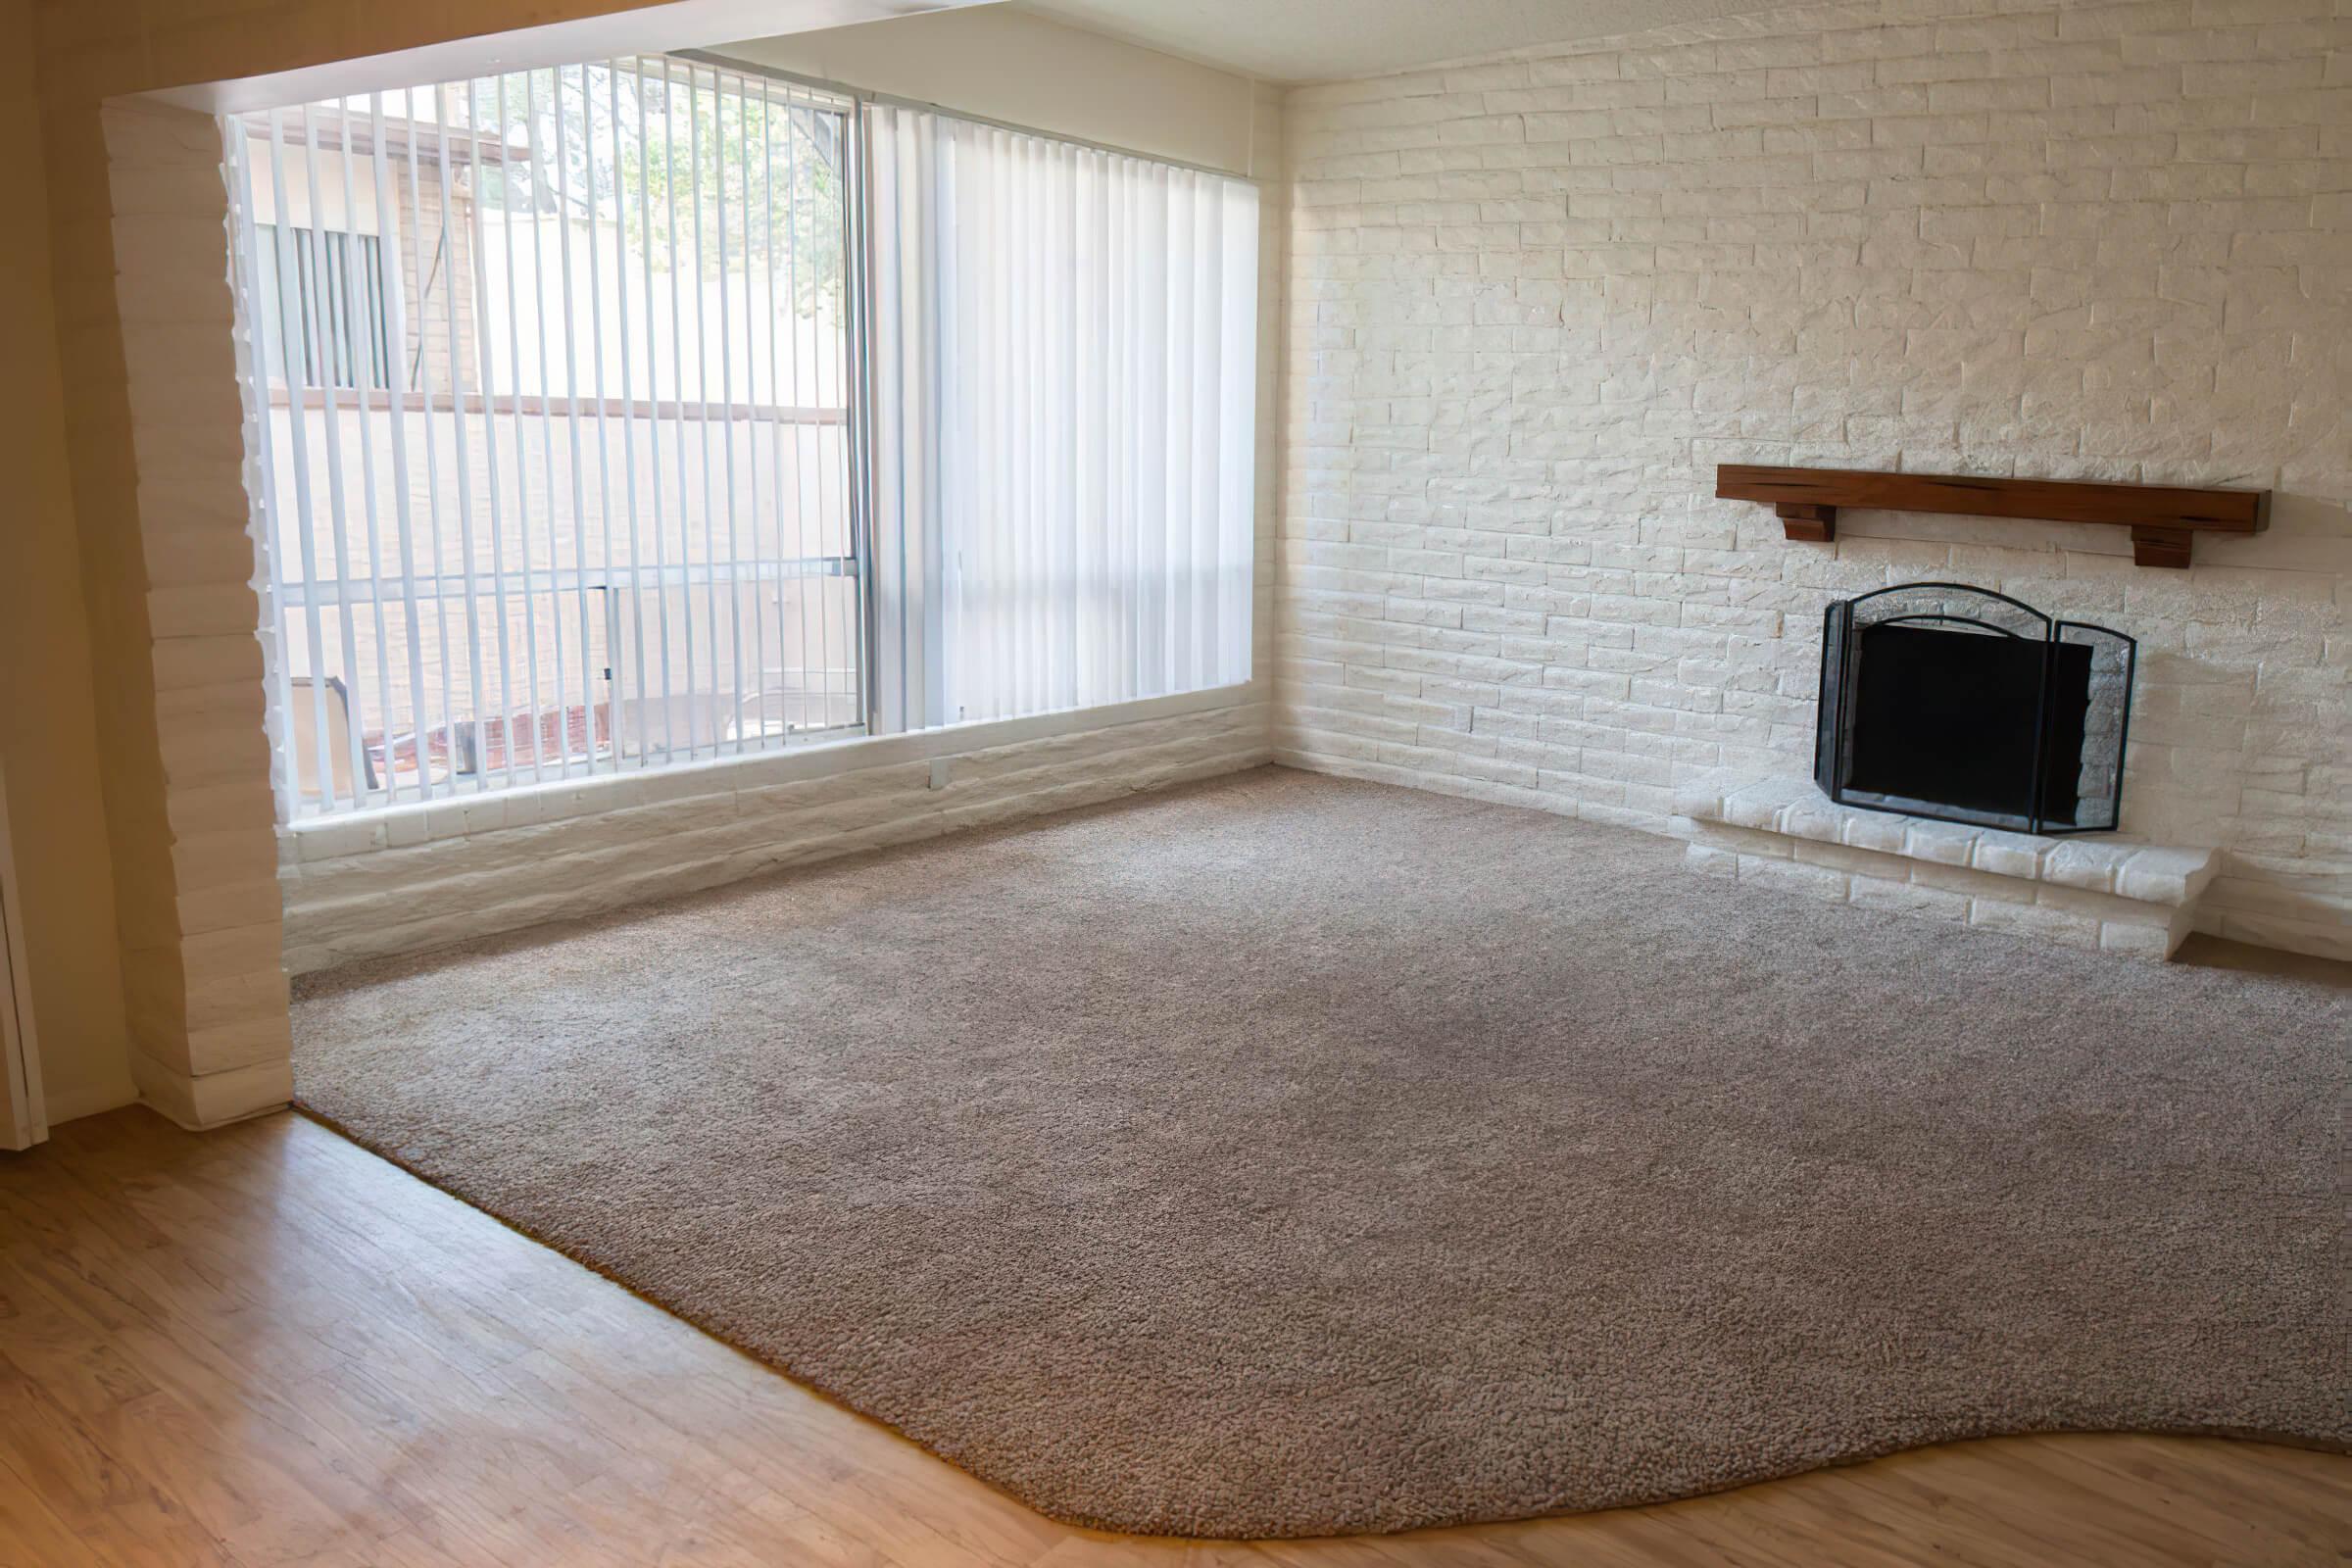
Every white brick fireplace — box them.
[1274,0,2350,961]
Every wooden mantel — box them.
[1714,465,2269,567]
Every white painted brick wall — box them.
[278,695,1271,973]
[1275,0,2352,959]
[105,98,295,1126]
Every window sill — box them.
[279,681,1262,864]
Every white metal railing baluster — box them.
[734,74,767,756]
[688,67,718,760]
[784,92,817,738]
[237,64,867,818]
[665,66,700,761]
[760,82,792,747]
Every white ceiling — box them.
[1008,0,1804,83]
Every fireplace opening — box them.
[1816,584,2133,836]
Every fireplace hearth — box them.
[1816,584,2133,836]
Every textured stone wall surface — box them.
[278,698,1270,974]
[1276,0,2350,957]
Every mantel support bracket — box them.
[2130,525,2194,569]
[1777,502,1837,543]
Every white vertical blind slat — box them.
[265,109,342,811]
[578,64,620,775]
[1220,178,1259,675]
[400,95,460,800]
[295,109,372,806]
[550,67,596,776]
[462,78,519,793]
[497,73,551,787]
[609,61,650,768]
[367,94,432,802]
[787,93,821,730]
[427,83,488,791]
[331,107,395,808]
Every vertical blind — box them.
[230,63,1259,820]
[227,61,862,817]
[866,105,1258,733]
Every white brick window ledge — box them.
[281,684,1257,866]
[1670,772,2218,962]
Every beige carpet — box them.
[291,766,2350,1538]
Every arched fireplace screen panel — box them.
[1815,583,2133,836]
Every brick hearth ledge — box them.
[1670,774,2218,962]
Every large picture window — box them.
[866,107,1259,732]
[229,57,1256,820]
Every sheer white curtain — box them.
[867,105,1257,733]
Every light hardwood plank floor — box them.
[1,1105,2344,1567]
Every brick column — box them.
[92,98,290,1127]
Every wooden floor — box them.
[2,1107,2345,1567]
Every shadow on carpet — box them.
[291,766,2351,1537]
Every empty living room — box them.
[0,0,2345,1561]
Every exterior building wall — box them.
[1276,0,2351,958]
[396,149,478,401]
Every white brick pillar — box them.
[100,98,291,1127]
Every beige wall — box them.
[0,0,134,1123]
[721,6,1267,176]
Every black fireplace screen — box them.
[1816,583,2134,835]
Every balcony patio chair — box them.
[288,675,380,806]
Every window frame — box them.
[236,50,1262,831]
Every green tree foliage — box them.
[467,63,846,316]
